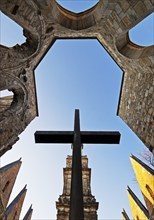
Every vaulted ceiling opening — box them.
[0,12,26,47]
[129,13,154,46]
[35,39,123,130]
[56,0,99,13]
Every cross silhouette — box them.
[34,109,121,220]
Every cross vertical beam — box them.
[70,109,84,219]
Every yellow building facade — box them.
[122,154,154,220]
[130,154,154,216]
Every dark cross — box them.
[34,109,121,220]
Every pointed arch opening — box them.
[52,1,104,30]
[56,0,99,13]
[129,13,154,47]
[116,13,154,59]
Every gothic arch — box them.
[116,33,154,59]
[51,1,113,30]
[0,1,46,69]
[0,72,28,116]
[116,12,154,59]
[0,70,36,156]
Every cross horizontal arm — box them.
[35,131,74,143]
[35,131,120,144]
[81,131,120,144]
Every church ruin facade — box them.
[0,0,154,219]
[0,0,153,156]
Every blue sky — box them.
[0,3,153,220]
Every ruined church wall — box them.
[0,0,153,155]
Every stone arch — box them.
[56,0,99,13]
[116,33,154,59]
[129,13,154,47]
[0,72,29,156]
[52,1,107,30]
[116,12,154,59]
[0,30,39,69]
[0,1,46,69]
[0,73,28,118]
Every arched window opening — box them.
[0,12,26,47]
[0,90,14,113]
[56,0,99,13]
[129,13,154,46]
[2,181,10,193]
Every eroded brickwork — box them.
[0,0,154,155]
